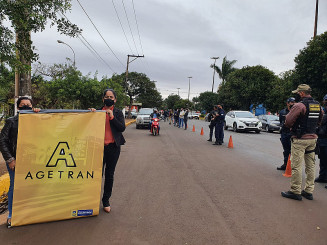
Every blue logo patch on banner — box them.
[72,209,93,217]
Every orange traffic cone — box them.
[192,125,195,132]
[283,155,292,177]
[200,127,204,135]
[228,135,233,148]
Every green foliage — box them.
[112,72,162,108]
[32,64,128,110]
[0,0,81,70]
[294,31,327,101]
[194,92,219,113]
[0,64,15,103]
[218,65,278,111]
[211,56,237,89]
[164,94,181,109]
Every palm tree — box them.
[210,56,237,91]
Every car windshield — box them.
[235,112,254,118]
[266,115,279,121]
[138,109,153,115]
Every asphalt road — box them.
[1,120,327,244]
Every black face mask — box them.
[294,94,301,102]
[104,99,115,107]
[289,104,294,109]
[18,105,32,110]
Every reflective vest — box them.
[291,97,321,138]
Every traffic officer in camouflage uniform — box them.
[281,84,323,201]
[277,97,295,170]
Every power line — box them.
[59,12,115,73]
[76,0,125,67]
[111,0,133,54]
[131,0,144,55]
[121,0,139,55]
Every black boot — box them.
[212,141,219,145]
[277,164,286,170]
[207,138,212,142]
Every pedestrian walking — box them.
[207,106,218,142]
[174,109,179,126]
[281,84,323,201]
[316,94,327,184]
[213,104,225,145]
[277,97,295,170]
[184,108,189,130]
[179,108,185,128]
[0,97,40,228]
[89,89,126,212]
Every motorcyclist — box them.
[149,109,160,131]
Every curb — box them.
[125,119,136,127]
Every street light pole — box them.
[314,0,319,38]
[188,76,192,101]
[211,57,219,93]
[57,40,76,67]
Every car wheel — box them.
[224,122,228,130]
[255,130,261,134]
[233,123,238,132]
[136,124,140,129]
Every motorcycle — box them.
[150,118,160,136]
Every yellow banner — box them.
[12,111,106,226]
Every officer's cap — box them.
[292,84,312,93]
[287,97,295,103]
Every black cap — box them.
[287,97,295,103]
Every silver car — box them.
[136,108,154,129]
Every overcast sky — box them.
[30,0,327,100]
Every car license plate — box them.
[250,124,255,127]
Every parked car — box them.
[136,108,153,129]
[225,110,262,133]
[257,114,280,132]
[188,111,200,120]
[125,109,137,119]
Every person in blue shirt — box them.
[149,109,160,131]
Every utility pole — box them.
[188,77,192,101]
[314,0,319,38]
[211,57,219,93]
[125,54,144,118]
[177,88,180,96]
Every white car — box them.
[136,108,154,129]
[225,110,262,133]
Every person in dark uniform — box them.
[316,94,327,184]
[213,104,225,145]
[207,106,218,142]
[277,97,296,170]
[184,108,189,130]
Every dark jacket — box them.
[279,108,291,134]
[0,115,19,162]
[101,107,126,147]
[184,111,189,121]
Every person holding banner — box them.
[90,89,125,213]
[0,97,40,228]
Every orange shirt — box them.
[102,107,115,145]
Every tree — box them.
[217,65,278,111]
[211,56,237,90]
[0,0,81,96]
[112,72,161,113]
[195,91,219,113]
[164,94,181,109]
[294,31,327,101]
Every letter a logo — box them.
[46,142,76,167]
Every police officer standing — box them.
[207,106,218,142]
[277,97,295,170]
[213,104,225,145]
[316,94,327,185]
[281,84,323,201]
